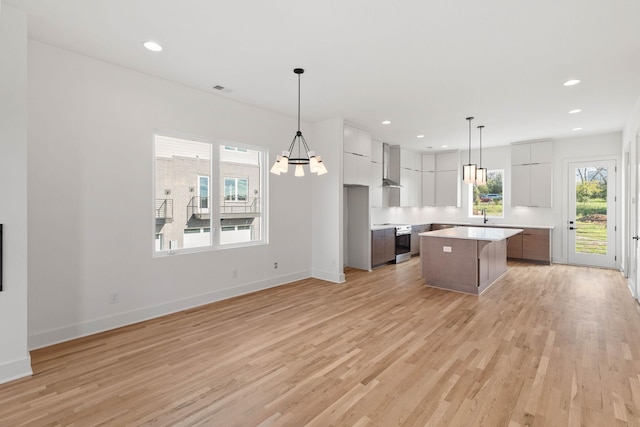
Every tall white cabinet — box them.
[421,154,436,206]
[343,124,372,187]
[388,146,421,207]
[511,140,553,207]
[420,150,460,207]
[370,139,384,207]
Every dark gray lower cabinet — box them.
[372,228,395,267]
[410,224,430,256]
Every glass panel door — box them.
[567,160,616,268]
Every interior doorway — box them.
[567,159,617,268]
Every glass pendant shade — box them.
[294,164,305,177]
[463,163,477,184]
[475,167,487,186]
[316,157,328,175]
[309,151,319,173]
[270,155,282,175]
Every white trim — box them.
[312,269,346,283]
[28,271,311,350]
[0,355,32,385]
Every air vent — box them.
[213,85,225,91]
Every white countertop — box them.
[419,226,523,241]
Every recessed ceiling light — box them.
[569,109,582,114]
[441,145,448,148]
[572,127,583,131]
[563,79,580,86]
[417,135,425,138]
[382,120,391,125]
[143,41,163,52]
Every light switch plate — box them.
[443,246,452,253]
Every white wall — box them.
[372,131,622,265]
[310,118,345,283]
[0,4,32,384]
[27,41,316,349]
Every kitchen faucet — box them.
[482,209,488,224]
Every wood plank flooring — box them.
[2,259,640,426]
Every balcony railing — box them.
[156,199,173,220]
[187,196,261,219]
[221,196,261,214]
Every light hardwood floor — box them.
[2,259,640,426]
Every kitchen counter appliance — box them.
[395,225,412,263]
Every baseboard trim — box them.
[28,271,310,350]
[0,355,32,385]
[312,269,345,283]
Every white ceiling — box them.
[6,0,640,151]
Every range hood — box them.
[382,143,402,187]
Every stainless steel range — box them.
[394,225,412,263]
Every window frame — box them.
[153,131,268,257]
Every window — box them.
[199,176,209,209]
[224,145,248,152]
[224,177,248,201]
[154,134,265,254]
[470,169,504,218]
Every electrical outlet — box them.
[109,292,120,304]
[232,269,238,278]
[274,262,278,269]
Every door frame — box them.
[632,133,640,299]
[563,154,621,269]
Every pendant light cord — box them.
[478,125,483,166]
[466,117,474,163]
[297,72,301,133]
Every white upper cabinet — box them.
[530,140,553,164]
[511,140,553,165]
[343,125,372,186]
[422,154,435,172]
[371,139,383,164]
[510,140,553,207]
[343,124,372,157]
[436,151,459,171]
[421,151,460,207]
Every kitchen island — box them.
[419,227,523,295]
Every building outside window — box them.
[154,134,264,253]
[470,169,504,218]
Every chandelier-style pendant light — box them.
[462,116,477,184]
[475,125,487,186]
[270,68,327,176]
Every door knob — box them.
[633,236,640,240]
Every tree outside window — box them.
[470,169,504,217]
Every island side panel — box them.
[477,239,508,294]
[420,236,479,294]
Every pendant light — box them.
[271,68,327,176]
[462,116,477,183]
[475,125,487,186]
